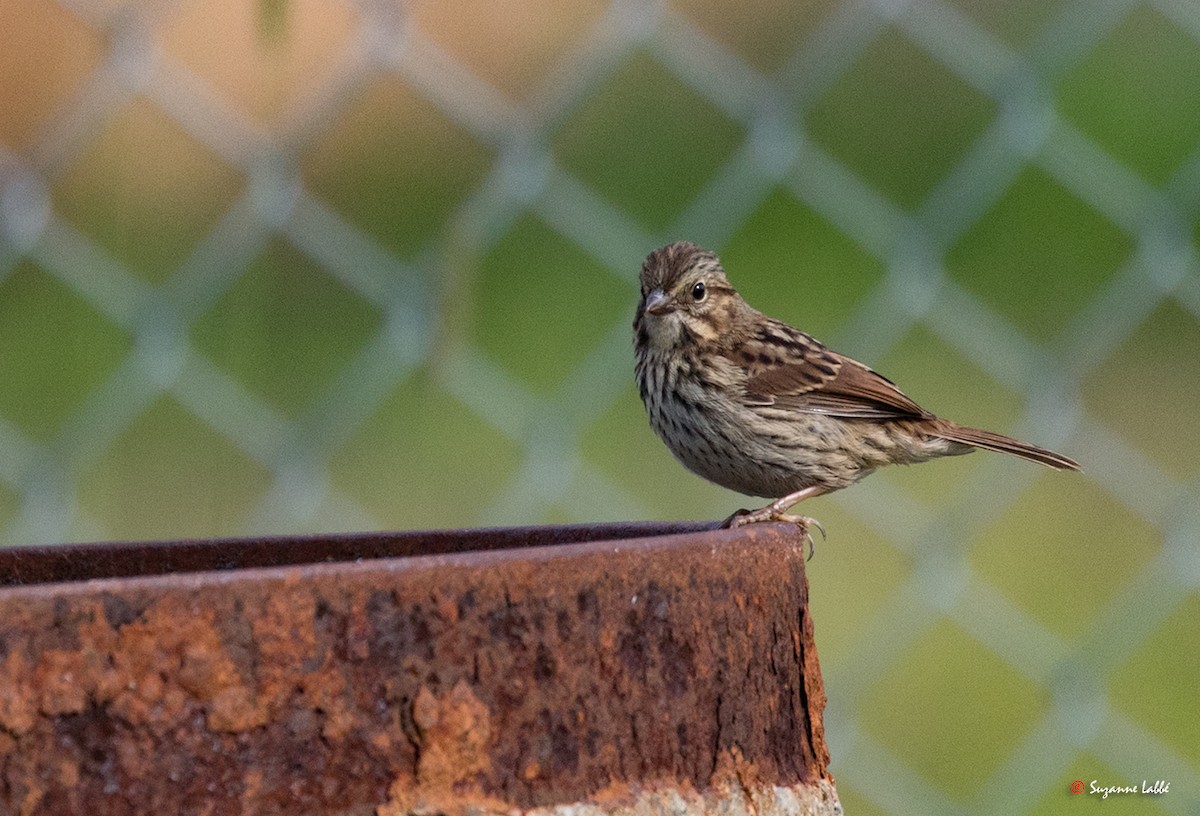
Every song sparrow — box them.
[634,241,1079,539]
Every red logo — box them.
[1070,780,1085,795]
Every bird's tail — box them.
[936,422,1081,471]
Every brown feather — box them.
[737,321,931,420]
[933,422,1081,470]
[730,319,1079,470]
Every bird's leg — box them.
[724,485,826,526]
[722,485,827,559]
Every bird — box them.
[633,241,1080,543]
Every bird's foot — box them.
[721,505,826,560]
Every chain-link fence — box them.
[2,0,1199,813]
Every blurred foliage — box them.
[807,26,997,210]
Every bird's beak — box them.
[644,288,673,316]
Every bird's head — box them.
[635,241,743,347]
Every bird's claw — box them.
[720,507,753,528]
[722,508,825,560]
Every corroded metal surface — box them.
[0,522,836,815]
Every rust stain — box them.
[380,681,509,816]
[412,681,493,787]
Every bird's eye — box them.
[691,281,707,302]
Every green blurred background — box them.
[1,0,1198,812]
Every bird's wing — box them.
[735,324,932,420]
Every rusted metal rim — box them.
[0,522,838,815]
[0,521,721,586]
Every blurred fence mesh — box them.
[2,0,1199,813]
